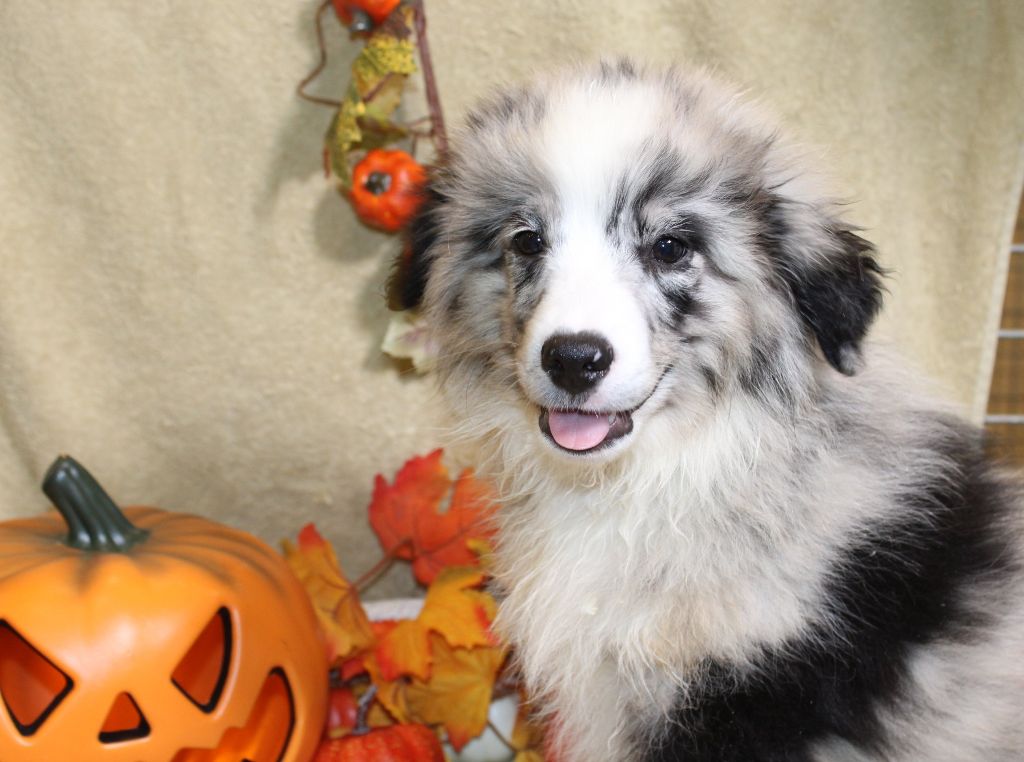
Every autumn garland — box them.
[298,0,445,373]
[282,451,550,759]
[298,0,443,222]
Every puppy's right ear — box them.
[387,181,448,311]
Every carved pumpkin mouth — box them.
[171,669,295,762]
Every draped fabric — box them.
[1,1,1021,592]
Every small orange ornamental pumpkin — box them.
[0,456,328,762]
[349,149,427,232]
[331,0,401,31]
[314,724,445,762]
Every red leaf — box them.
[369,451,498,584]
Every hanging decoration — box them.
[298,0,445,372]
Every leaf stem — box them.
[353,540,412,593]
[297,0,344,108]
[487,718,518,753]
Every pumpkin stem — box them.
[42,456,150,552]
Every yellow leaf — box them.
[511,698,549,761]
[362,73,408,124]
[419,566,498,649]
[374,618,432,681]
[352,35,417,96]
[364,652,412,725]
[466,538,495,569]
[514,752,545,762]
[327,86,366,187]
[405,634,506,751]
[281,524,375,664]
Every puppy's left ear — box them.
[767,199,885,375]
[386,180,448,311]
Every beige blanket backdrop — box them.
[1,1,1022,595]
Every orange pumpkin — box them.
[0,456,328,762]
[314,724,445,762]
[331,0,401,32]
[349,149,426,232]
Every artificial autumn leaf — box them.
[325,8,417,189]
[370,450,499,585]
[411,471,500,584]
[405,634,506,751]
[466,537,495,568]
[374,618,431,681]
[419,566,498,649]
[511,699,548,762]
[281,524,375,664]
[361,73,410,123]
[327,95,365,183]
[369,565,497,684]
[363,643,412,725]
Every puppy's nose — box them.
[541,332,614,395]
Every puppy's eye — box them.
[651,236,691,265]
[512,230,545,256]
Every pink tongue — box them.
[547,411,612,451]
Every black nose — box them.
[541,332,614,395]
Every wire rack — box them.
[985,194,1024,463]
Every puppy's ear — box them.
[765,197,885,375]
[387,181,448,311]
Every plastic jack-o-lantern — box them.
[0,456,328,762]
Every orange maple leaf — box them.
[404,633,506,751]
[371,565,497,682]
[369,450,499,584]
[419,566,498,649]
[281,524,375,664]
[374,618,431,681]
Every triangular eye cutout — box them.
[0,620,74,736]
[99,692,150,743]
[172,607,232,713]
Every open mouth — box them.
[537,367,671,455]
[539,409,634,453]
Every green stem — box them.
[42,455,149,553]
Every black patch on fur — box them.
[759,197,884,375]
[509,252,545,293]
[607,176,629,237]
[738,337,795,409]
[646,423,1018,761]
[631,156,685,236]
[388,184,447,311]
[660,285,703,329]
[599,58,639,83]
[462,218,507,263]
[466,87,546,134]
[699,365,723,397]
